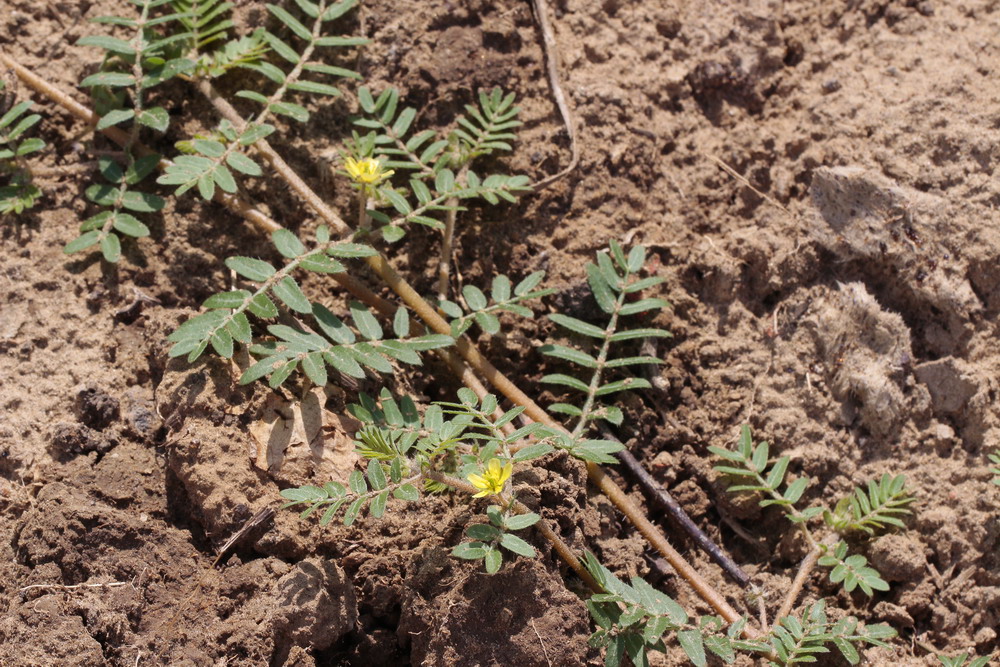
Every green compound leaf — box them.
[80,72,136,88]
[100,233,121,263]
[548,313,606,338]
[112,213,150,238]
[64,231,101,254]
[393,483,420,501]
[96,108,135,130]
[271,276,311,313]
[504,513,540,530]
[137,107,169,132]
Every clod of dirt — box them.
[121,385,161,441]
[399,561,593,666]
[249,387,360,481]
[873,600,915,629]
[811,282,914,439]
[271,558,359,656]
[49,421,116,457]
[74,384,120,430]
[0,595,108,666]
[868,534,927,583]
[913,356,979,415]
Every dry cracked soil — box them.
[2,0,1000,665]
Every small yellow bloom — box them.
[467,458,513,498]
[344,156,394,185]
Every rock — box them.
[272,558,358,652]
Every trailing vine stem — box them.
[776,536,832,622]
[435,180,461,302]
[5,53,752,635]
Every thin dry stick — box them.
[528,0,579,191]
[702,152,791,217]
[19,580,134,595]
[7,54,749,632]
[609,436,751,588]
[531,619,553,667]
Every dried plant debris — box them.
[811,282,915,439]
[809,166,980,354]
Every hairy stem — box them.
[356,186,369,231]
[776,545,821,622]
[436,164,467,303]
[436,199,457,302]
[571,278,627,438]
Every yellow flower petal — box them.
[343,156,393,185]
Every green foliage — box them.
[438,388,556,466]
[159,119,273,198]
[708,425,815,524]
[285,387,547,572]
[710,425,912,598]
[436,271,554,337]
[937,652,993,667]
[351,389,467,462]
[167,226,452,386]
[989,450,1000,487]
[583,552,768,667]
[584,549,897,667]
[763,600,896,665]
[451,87,523,163]
[0,81,45,216]
[824,473,915,535]
[66,0,192,260]
[350,86,531,242]
[158,0,365,199]
[452,504,540,574]
[167,0,271,76]
[817,541,889,596]
[539,241,670,459]
[169,0,236,51]
[279,457,421,526]
[354,85,522,173]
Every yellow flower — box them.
[344,156,394,185]
[467,458,513,498]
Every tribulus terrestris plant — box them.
[1,0,919,664]
[0,77,46,216]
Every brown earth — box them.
[2,0,1000,665]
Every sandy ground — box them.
[1,0,999,664]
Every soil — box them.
[2,0,1000,665]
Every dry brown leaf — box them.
[249,387,361,483]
